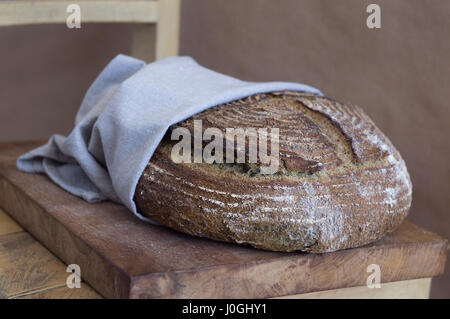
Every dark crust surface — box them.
[134,92,412,253]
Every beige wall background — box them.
[0,0,449,298]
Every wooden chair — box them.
[0,1,447,300]
[0,0,180,61]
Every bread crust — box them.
[134,92,412,253]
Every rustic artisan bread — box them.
[134,92,412,253]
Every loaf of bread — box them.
[134,92,412,253]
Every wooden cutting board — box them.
[0,141,447,299]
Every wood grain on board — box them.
[0,230,98,298]
[0,141,447,298]
[0,208,100,299]
[0,231,65,297]
[0,208,22,236]
[14,285,101,299]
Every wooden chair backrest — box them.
[0,0,181,61]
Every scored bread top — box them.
[134,92,412,253]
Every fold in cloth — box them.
[17,54,322,222]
